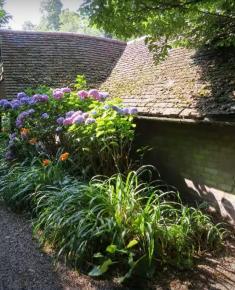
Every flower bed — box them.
[0,80,137,177]
[0,78,226,283]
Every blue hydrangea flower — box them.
[73,115,85,124]
[41,113,49,119]
[129,107,138,115]
[19,96,32,105]
[17,92,28,100]
[28,109,35,115]
[10,99,21,110]
[122,108,129,115]
[0,99,11,109]
[57,117,65,125]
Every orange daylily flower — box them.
[29,138,37,145]
[60,152,69,161]
[20,128,29,135]
[42,159,51,167]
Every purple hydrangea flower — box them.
[16,109,35,127]
[98,92,109,101]
[61,87,71,93]
[17,92,27,100]
[28,109,35,114]
[41,113,49,119]
[77,90,88,99]
[88,89,100,99]
[53,89,64,100]
[73,115,85,124]
[85,118,96,125]
[28,98,36,105]
[121,108,129,115]
[91,110,97,115]
[16,119,23,128]
[41,95,49,102]
[128,107,138,115]
[19,96,32,105]
[66,111,75,118]
[70,111,82,119]
[56,117,65,125]
[32,94,48,103]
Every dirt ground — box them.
[0,203,234,290]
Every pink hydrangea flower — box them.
[53,89,64,100]
[88,89,100,99]
[63,118,73,125]
[77,90,88,99]
[61,87,71,93]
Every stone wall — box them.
[135,118,235,224]
[0,30,126,98]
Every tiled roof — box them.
[102,39,235,119]
[0,30,126,98]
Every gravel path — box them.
[0,203,125,290]
[0,202,234,290]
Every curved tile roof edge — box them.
[0,29,127,45]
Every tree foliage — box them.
[22,21,36,31]
[59,9,104,36]
[39,0,63,31]
[81,0,235,59]
[0,0,11,27]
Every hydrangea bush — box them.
[0,81,137,177]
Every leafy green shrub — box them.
[33,166,225,281]
[0,76,137,177]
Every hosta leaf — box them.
[88,259,113,276]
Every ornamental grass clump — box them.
[33,166,225,281]
[0,157,65,211]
